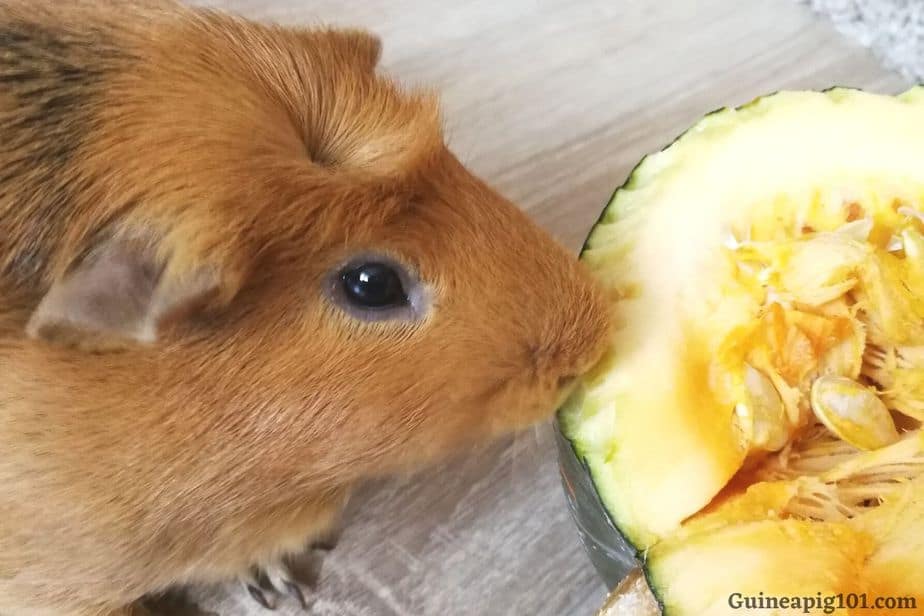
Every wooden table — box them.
[183,1,907,614]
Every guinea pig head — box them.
[24,12,610,483]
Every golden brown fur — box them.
[0,1,609,614]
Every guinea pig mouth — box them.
[553,375,581,407]
[557,374,578,390]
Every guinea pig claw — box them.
[241,568,279,610]
[265,562,309,610]
[283,580,308,610]
[242,575,277,611]
[245,582,277,610]
[242,560,311,611]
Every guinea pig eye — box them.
[326,253,429,322]
[340,262,407,309]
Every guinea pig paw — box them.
[241,560,310,611]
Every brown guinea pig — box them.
[0,1,609,615]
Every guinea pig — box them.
[0,1,610,614]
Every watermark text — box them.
[729,592,917,614]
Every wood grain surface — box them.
[177,1,908,614]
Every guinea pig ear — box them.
[323,28,382,72]
[26,236,235,350]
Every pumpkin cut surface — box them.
[562,88,924,615]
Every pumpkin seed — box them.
[810,375,900,451]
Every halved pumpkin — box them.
[560,88,924,615]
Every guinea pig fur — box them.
[0,1,610,614]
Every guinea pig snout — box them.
[530,333,598,388]
[529,282,610,389]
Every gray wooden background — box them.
[178,1,907,614]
